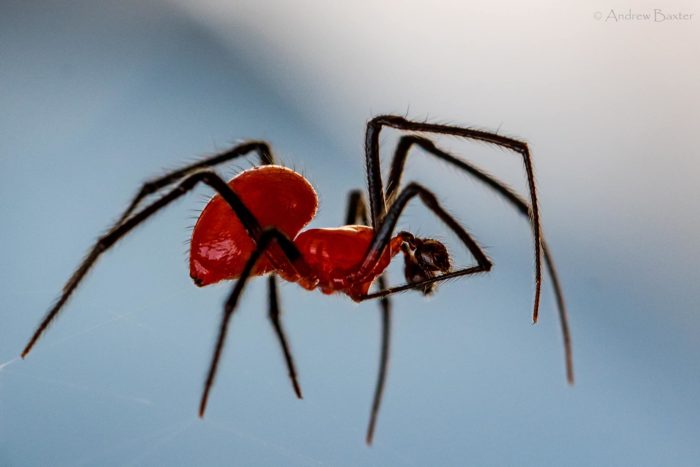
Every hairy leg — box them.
[23,170,265,357]
[199,228,311,416]
[345,189,392,445]
[267,275,303,399]
[364,116,542,322]
[383,135,573,383]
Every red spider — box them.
[21,115,573,445]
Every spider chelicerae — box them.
[22,115,573,445]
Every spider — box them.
[21,115,573,445]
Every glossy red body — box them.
[189,165,401,300]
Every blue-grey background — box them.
[1,1,699,465]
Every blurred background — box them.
[1,0,698,465]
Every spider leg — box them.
[356,182,492,289]
[199,228,309,416]
[367,304,390,446]
[116,141,274,225]
[384,135,573,384]
[21,170,266,358]
[267,275,303,399]
[346,190,391,445]
[345,190,371,226]
[364,116,542,323]
[350,183,491,443]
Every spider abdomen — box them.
[190,165,318,286]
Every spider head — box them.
[398,232,451,295]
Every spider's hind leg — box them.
[22,170,265,358]
[118,141,275,225]
[364,116,542,323]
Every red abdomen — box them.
[190,165,318,286]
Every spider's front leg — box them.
[345,190,392,445]
[383,134,573,383]
[364,115,541,322]
[356,182,492,299]
[348,183,490,445]
[364,115,573,385]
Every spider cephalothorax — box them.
[22,115,573,445]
